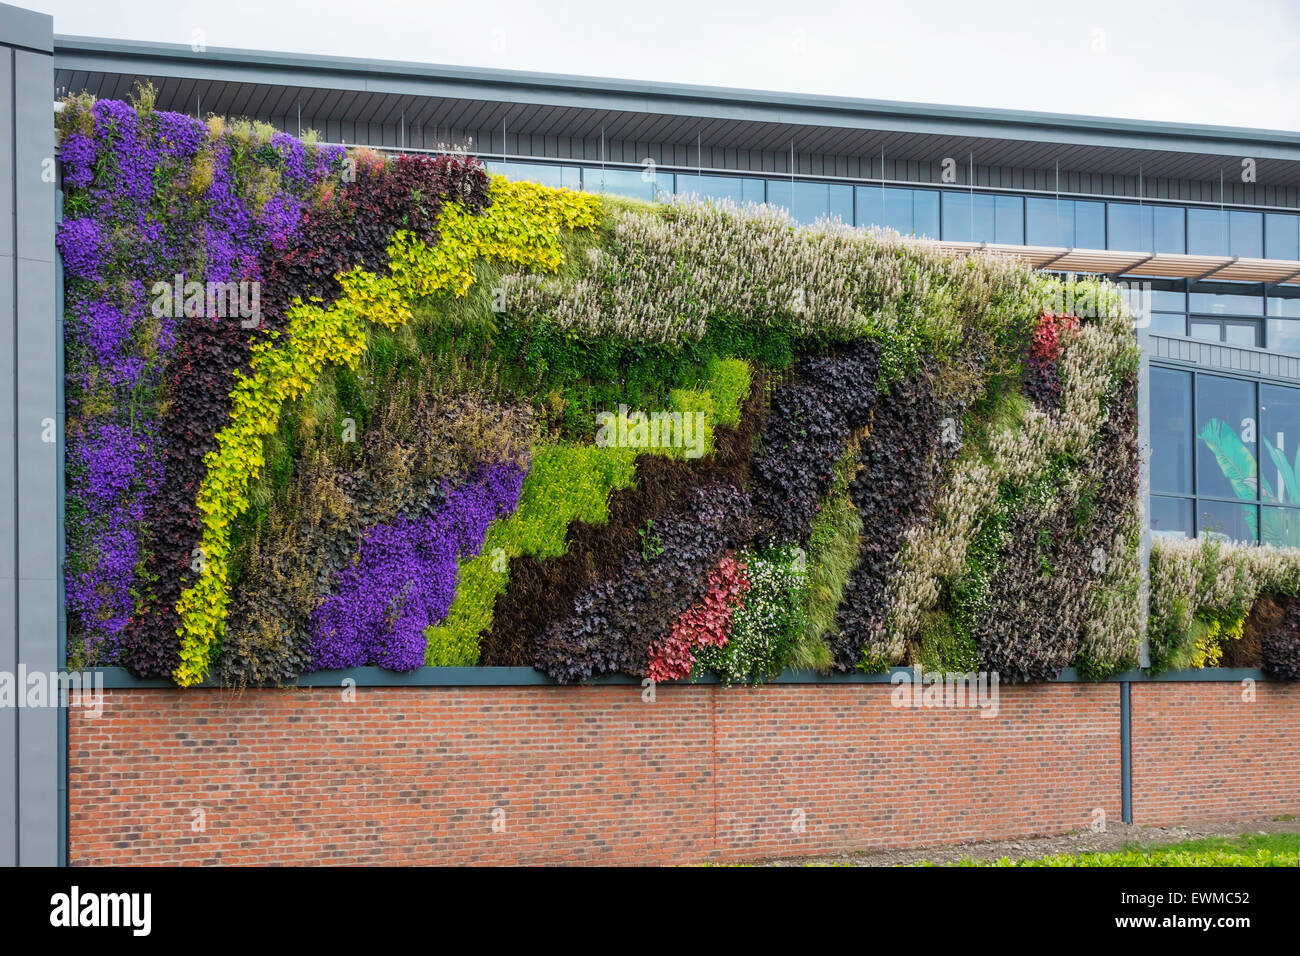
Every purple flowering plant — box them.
[308,462,527,671]
[58,89,340,667]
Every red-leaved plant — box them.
[1025,311,1080,410]
[1029,311,1080,366]
[645,555,750,682]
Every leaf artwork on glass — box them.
[1261,436,1300,546]
[1198,417,1300,546]
[1198,418,1262,539]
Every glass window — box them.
[1027,198,1103,247]
[1267,317,1300,355]
[767,180,792,214]
[1188,208,1226,256]
[1190,319,1220,341]
[858,185,884,229]
[1150,496,1194,538]
[1107,203,1186,253]
[1148,313,1186,337]
[1229,210,1264,258]
[1198,499,1258,543]
[488,161,580,189]
[943,192,986,242]
[1267,213,1300,261]
[1074,200,1105,248]
[1262,506,1300,547]
[828,184,853,224]
[675,174,752,204]
[1027,197,1065,246]
[1150,367,1299,545]
[1188,208,1263,257]
[1151,367,1193,494]
[1147,281,1187,312]
[790,181,830,224]
[1268,288,1300,318]
[1260,384,1300,507]
[990,195,1023,244]
[914,189,941,238]
[944,192,1021,243]
[583,167,667,201]
[943,192,970,241]
[866,186,940,238]
[1107,202,1142,251]
[1194,374,1258,502]
[783,181,852,225]
[1222,321,1261,347]
[883,187,912,233]
[1189,282,1264,315]
[1152,204,1186,254]
[1126,277,1186,322]
[1268,289,1300,353]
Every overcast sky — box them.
[27,0,1300,131]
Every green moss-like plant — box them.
[797,445,863,671]
[916,610,979,673]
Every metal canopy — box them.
[930,241,1300,286]
[52,35,1300,189]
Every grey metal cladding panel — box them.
[267,84,301,119]
[327,88,360,123]
[170,76,198,116]
[0,665,12,865]
[17,577,57,865]
[0,257,14,584]
[0,47,11,260]
[15,52,54,265]
[242,83,276,119]
[15,256,56,581]
[0,4,53,53]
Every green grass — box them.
[937,832,1300,867]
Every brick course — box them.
[1131,680,1300,824]
[67,680,1298,865]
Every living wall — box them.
[1148,536,1300,678]
[59,91,1158,687]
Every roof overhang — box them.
[930,241,1300,286]
[52,35,1300,189]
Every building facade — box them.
[2,2,1300,863]
[51,30,1300,548]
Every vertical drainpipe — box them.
[1136,306,1152,667]
[1120,681,1132,824]
[1127,281,1151,828]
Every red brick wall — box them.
[70,682,1130,865]
[1130,680,1300,824]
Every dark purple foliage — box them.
[751,342,880,544]
[535,483,756,683]
[832,371,949,670]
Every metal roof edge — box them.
[1,1,53,53]
[52,34,1300,160]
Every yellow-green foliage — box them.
[1148,534,1300,672]
[425,443,638,665]
[704,358,750,428]
[1171,614,1242,670]
[171,177,601,685]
